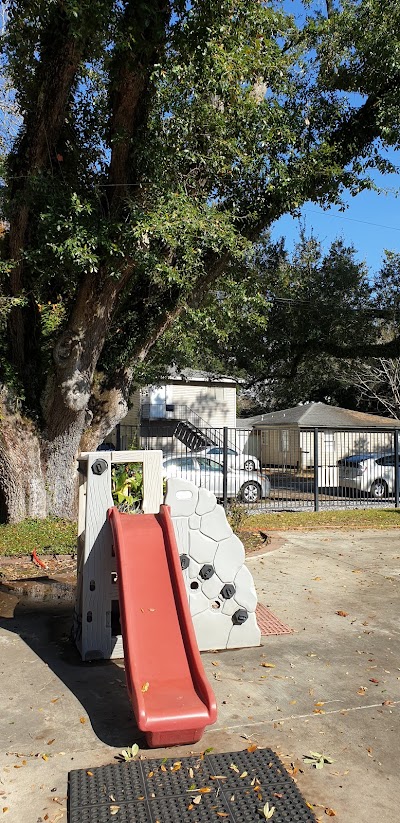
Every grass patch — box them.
[0,517,76,556]
[246,508,400,531]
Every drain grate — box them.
[69,748,316,823]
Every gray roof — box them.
[167,367,237,385]
[238,402,400,429]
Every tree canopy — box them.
[1,0,400,520]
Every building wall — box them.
[120,389,141,428]
[111,383,236,446]
[257,425,397,487]
[259,426,301,468]
[168,383,236,427]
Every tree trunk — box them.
[0,395,47,522]
[0,372,130,523]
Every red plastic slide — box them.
[108,505,217,747]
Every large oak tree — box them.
[1,0,400,521]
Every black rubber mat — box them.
[68,748,316,823]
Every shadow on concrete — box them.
[0,593,144,749]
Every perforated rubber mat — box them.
[68,748,316,822]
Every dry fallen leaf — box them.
[260,662,276,668]
[216,814,229,818]
[230,764,239,773]
[141,682,149,693]
[47,739,55,746]
[172,762,182,772]
[212,661,220,666]
[247,745,258,753]
[239,771,248,779]
[86,771,94,777]
[325,809,336,817]
[192,796,202,805]
[263,801,275,819]
[110,805,120,815]
[369,678,379,684]
[336,611,348,617]
[79,717,86,724]
[357,687,367,695]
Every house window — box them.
[324,432,335,450]
[281,429,289,452]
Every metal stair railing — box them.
[140,403,237,451]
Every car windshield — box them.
[197,457,222,472]
[164,457,195,470]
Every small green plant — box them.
[111,463,143,512]
[227,499,249,534]
[120,743,139,762]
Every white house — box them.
[110,368,237,450]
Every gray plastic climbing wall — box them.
[165,477,261,651]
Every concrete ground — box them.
[0,530,399,823]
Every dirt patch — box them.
[0,554,76,581]
[240,530,285,557]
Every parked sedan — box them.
[163,455,270,503]
[196,445,260,472]
[337,452,399,498]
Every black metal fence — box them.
[114,423,400,512]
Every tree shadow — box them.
[0,593,145,749]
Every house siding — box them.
[169,383,236,427]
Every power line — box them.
[305,208,400,234]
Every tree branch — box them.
[106,0,170,210]
[7,4,83,370]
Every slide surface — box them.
[108,505,217,747]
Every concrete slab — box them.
[0,529,399,823]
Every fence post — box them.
[222,426,228,511]
[395,429,399,509]
[314,427,319,512]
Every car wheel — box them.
[240,481,261,503]
[243,459,256,471]
[370,479,388,499]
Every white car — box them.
[337,452,398,498]
[163,455,270,503]
[196,445,260,472]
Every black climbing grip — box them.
[200,564,215,580]
[221,583,236,599]
[180,554,190,570]
[232,608,248,625]
[91,458,108,476]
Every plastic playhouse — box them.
[73,449,260,747]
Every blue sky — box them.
[270,0,400,275]
[271,172,400,276]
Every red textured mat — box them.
[256,603,294,636]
